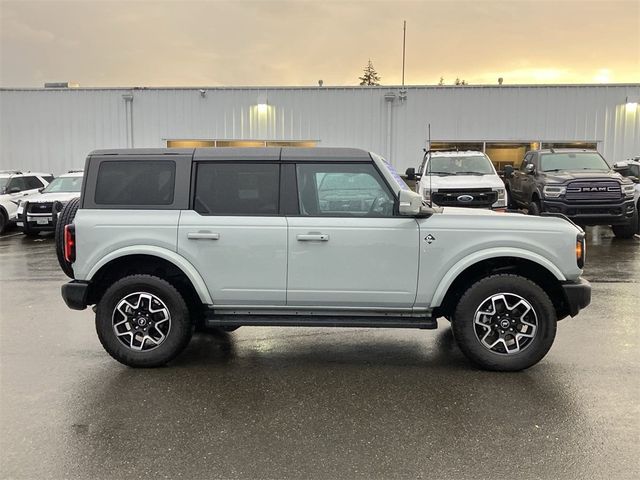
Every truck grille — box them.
[432,189,497,208]
[565,181,621,201]
[27,202,53,214]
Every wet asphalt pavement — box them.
[0,226,638,480]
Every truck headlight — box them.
[622,183,635,198]
[543,185,566,198]
[423,189,432,202]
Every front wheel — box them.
[96,275,193,367]
[611,212,638,239]
[452,274,557,371]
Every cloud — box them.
[0,0,638,87]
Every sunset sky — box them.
[1,0,638,87]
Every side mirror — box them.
[503,165,514,178]
[613,161,629,172]
[405,167,416,181]
[630,176,639,184]
[8,187,20,194]
[525,163,535,175]
[398,189,433,216]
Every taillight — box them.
[64,224,76,263]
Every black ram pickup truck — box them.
[504,149,637,238]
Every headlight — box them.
[622,183,635,198]
[543,185,566,198]
[495,188,505,200]
[423,189,432,202]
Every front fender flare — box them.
[430,247,566,308]
[86,245,213,305]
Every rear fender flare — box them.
[86,245,213,305]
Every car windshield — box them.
[0,177,9,192]
[541,153,610,172]
[427,155,494,175]
[42,176,83,193]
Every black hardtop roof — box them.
[89,147,373,162]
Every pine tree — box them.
[359,59,381,86]
[438,77,445,86]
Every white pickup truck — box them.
[57,147,591,371]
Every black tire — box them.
[96,275,193,368]
[611,212,638,239]
[55,198,80,278]
[452,274,557,371]
[0,209,7,235]
[527,199,541,216]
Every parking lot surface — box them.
[1,226,638,480]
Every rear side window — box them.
[95,161,175,205]
[25,176,44,189]
[194,163,280,215]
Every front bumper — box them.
[542,198,635,226]
[61,280,89,310]
[18,214,55,231]
[561,278,591,317]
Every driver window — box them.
[296,163,394,217]
[520,154,532,171]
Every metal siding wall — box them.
[0,89,128,173]
[1,85,638,174]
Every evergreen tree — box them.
[359,60,381,86]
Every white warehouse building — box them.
[1,84,639,174]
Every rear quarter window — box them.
[95,160,176,205]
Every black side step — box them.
[205,314,438,330]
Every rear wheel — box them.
[55,198,80,278]
[96,275,193,367]
[452,274,557,371]
[527,199,541,216]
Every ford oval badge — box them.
[457,194,474,202]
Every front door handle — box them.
[187,232,220,240]
[297,234,329,241]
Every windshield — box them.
[0,177,8,192]
[541,153,610,172]
[42,176,83,193]
[426,155,494,175]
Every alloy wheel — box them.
[473,293,538,355]
[112,292,171,351]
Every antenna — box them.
[402,20,407,87]
[428,123,433,207]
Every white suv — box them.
[0,171,53,233]
[407,151,507,209]
[16,170,83,236]
[57,147,590,371]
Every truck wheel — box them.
[96,275,193,368]
[611,220,637,239]
[0,210,7,234]
[452,274,557,371]
[54,198,80,278]
[527,200,541,216]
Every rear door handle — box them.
[297,234,329,241]
[187,232,220,240]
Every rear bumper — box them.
[542,199,635,226]
[61,280,89,310]
[561,278,591,317]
